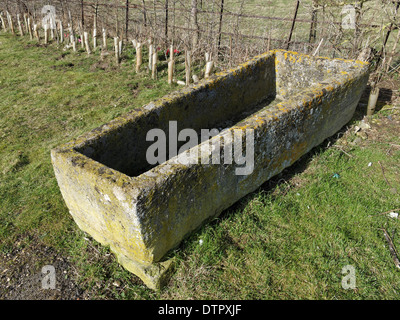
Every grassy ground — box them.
[0,32,400,300]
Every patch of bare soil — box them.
[0,240,88,300]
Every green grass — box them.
[1,32,400,300]
[162,142,400,299]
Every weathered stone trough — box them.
[51,50,370,289]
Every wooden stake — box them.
[205,52,211,63]
[17,14,24,36]
[152,51,158,80]
[168,44,174,84]
[84,31,91,54]
[50,18,54,40]
[71,35,77,52]
[23,13,28,34]
[136,42,142,72]
[367,86,380,117]
[7,12,15,35]
[148,41,153,72]
[102,28,107,50]
[168,60,174,84]
[93,27,97,50]
[286,0,300,50]
[204,61,214,79]
[79,24,84,48]
[59,21,64,43]
[34,24,40,42]
[27,18,33,40]
[204,51,213,78]
[44,24,49,44]
[68,10,75,40]
[171,44,175,61]
[114,37,120,64]
[185,49,191,86]
[0,12,7,32]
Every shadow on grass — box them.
[171,87,373,262]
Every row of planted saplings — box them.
[0,10,215,87]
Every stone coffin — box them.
[51,50,370,289]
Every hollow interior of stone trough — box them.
[74,51,354,178]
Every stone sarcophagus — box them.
[51,50,370,289]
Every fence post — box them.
[286,0,300,50]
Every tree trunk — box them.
[309,1,318,44]
[81,0,85,29]
[191,0,200,49]
[165,0,168,42]
[125,0,129,40]
[217,0,224,53]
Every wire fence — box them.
[1,0,399,76]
